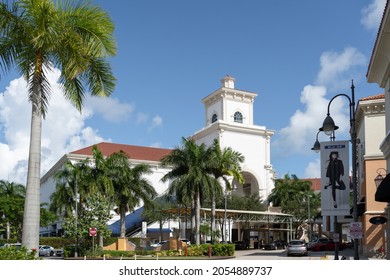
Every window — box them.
[212,114,218,123]
[234,111,243,123]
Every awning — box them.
[375,173,390,202]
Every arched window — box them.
[234,111,243,123]
[211,114,218,123]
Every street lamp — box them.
[311,131,336,152]
[318,80,359,260]
[374,168,387,189]
[311,131,321,153]
[307,193,312,241]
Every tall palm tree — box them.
[106,151,157,238]
[51,158,93,218]
[0,0,116,250]
[208,139,244,242]
[161,137,217,245]
[0,180,26,198]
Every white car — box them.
[39,245,55,256]
[150,240,169,247]
[286,240,308,257]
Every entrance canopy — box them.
[162,207,293,223]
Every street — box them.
[234,248,373,260]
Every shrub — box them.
[0,246,37,260]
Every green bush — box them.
[0,246,37,260]
[211,244,235,256]
[186,244,234,257]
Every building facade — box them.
[39,76,276,238]
[355,94,387,256]
[366,0,390,260]
[191,75,275,202]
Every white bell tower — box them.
[191,75,275,203]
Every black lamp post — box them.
[318,80,359,260]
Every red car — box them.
[309,238,345,251]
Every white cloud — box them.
[304,158,321,178]
[152,115,163,127]
[316,47,366,92]
[361,0,387,30]
[150,142,162,148]
[273,85,330,156]
[136,112,148,124]
[85,96,134,123]
[273,48,358,177]
[0,69,110,184]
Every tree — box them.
[106,150,157,238]
[0,180,55,241]
[207,139,244,242]
[0,180,25,241]
[51,158,93,218]
[161,137,217,245]
[268,174,321,238]
[0,0,116,250]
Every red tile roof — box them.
[359,93,385,101]
[70,142,172,162]
[302,178,321,191]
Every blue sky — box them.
[0,0,386,184]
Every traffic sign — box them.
[350,222,362,239]
[89,227,97,237]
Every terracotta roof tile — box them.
[302,178,321,191]
[359,93,385,101]
[70,142,172,162]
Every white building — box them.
[39,76,276,237]
[191,75,275,201]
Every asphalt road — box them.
[234,248,372,260]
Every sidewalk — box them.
[309,248,374,260]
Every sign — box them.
[320,141,350,216]
[333,233,339,243]
[89,227,97,237]
[350,222,362,239]
[369,216,387,225]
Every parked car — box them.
[39,245,55,256]
[263,240,287,250]
[234,241,247,250]
[307,238,329,250]
[308,238,345,251]
[55,248,64,257]
[180,239,191,246]
[0,243,22,250]
[150,240,169,247]
[286,240,308,256]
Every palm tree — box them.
[0,0,116,250]
[106,151,157,238]
[0,180,26,240]
[207,139,244,242]
[51,158,93,218]
[161,137,217,245]
[268,174,319,237]
[0,180,26,198]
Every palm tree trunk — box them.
[22,103,42,251]
[191,198,195,244]
[120,205,127,238]
[211,193,216,243]
[195,192,201,245]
